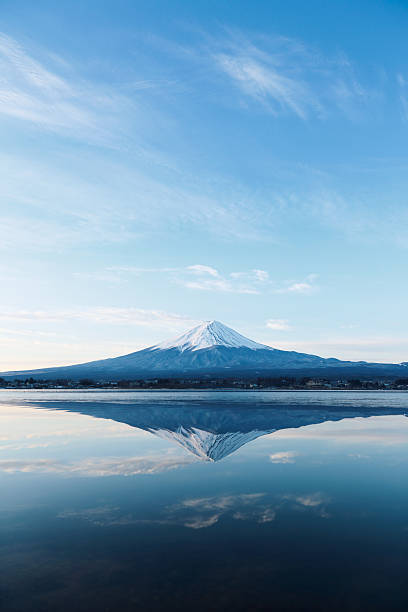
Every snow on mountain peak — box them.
[150,320,272,352]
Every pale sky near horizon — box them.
[1,0,408,370]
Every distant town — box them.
[1,376,408,391]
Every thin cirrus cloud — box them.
[0,149,275,253]
[0,32,285,251]
[276,274,318,294]
[0,307,195,327]
[271,336,408,363]
[0,32,383,255]
[210,30,367,119]
[215,52,315,119]
[397,73,408,121]
[0,32,134,144]
[186,264,219,277]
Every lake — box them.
[1,390,408,611]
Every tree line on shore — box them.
[1,376,408,390]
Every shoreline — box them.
[1,387,408,393]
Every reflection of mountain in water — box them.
[153,427,270,461]
[28,398,408,462]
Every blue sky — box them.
[1,0,408,369]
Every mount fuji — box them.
[1,320,406,381]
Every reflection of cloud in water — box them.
[280,493,331,518]
[58,506,138,527]
[175,492,331,527]
[0,453,195,476]
[170,493,270,529]
[0,442,54,452]
[273,415,408,445]
[269,451,298,463]
[57,490,331,530]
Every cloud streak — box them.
[209,30,367,119]
[0,32,126,143]
[0,307,195,327]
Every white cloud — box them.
[179,266,266,294]
[253,269,269,282]
[187,264,219,277]
[276,274,318,294]
[179,265,305,295]
[266,319,291,331]
[182,278,258,294]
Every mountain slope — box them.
[1,320,406,380]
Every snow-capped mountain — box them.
[152,320,271,352]
[1,319,406,380]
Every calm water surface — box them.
[1,390,408,611]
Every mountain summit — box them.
[1,320,406,381]
[151,320,272,352]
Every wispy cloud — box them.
[276,274,319,294]
[266,319,292,331]
[177,265,269,294]
[0,150,273,253]
[271,336,408,363]
[0,32,129,143]
[215,52,315,119]
[108,264,268,294]
[186,264,219,277]
[0,307,194,327]
[105,264,316,296]
[397,73,408,121]
[208,30,368,119]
